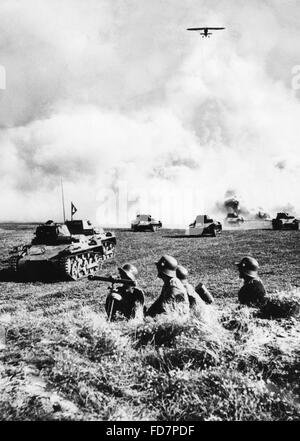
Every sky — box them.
[0,0,300,226]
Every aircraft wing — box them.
[187,27,225,31]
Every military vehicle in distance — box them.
[272,212,299,230]
[131,214,162,232]
[186,215,222,237]
[9,219,116,281]
[256,210,271,220]
[225,213,245,226]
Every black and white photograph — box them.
[0,0,299,426]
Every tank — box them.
[9,219,116,281]
[186,215,222,237]
[225,213,245,226]
[256,210,271,220]
[272,212,299,230]
[131,214,162,232]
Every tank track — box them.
[59,244,115,281]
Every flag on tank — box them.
[71,202,77,218]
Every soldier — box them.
[105,264,145,321]
[146,255,189,317]
[236,256,267,307]
[176,265,209,309]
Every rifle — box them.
[88,274,136,287]
[88,274,136,321]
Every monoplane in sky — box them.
[187,27,225,38]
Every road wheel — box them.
[60,256,72,280]
[10,255,20,274]
[87,253,97,276]
[60,256,80,281]
[103,243,115,260]
[78,255,88,278]
[94,253,103,272]
[71,259,80,280]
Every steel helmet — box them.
[235,256,259,277]
[155,255,178,277]
[176,265,189,280]
[118,263,138,282]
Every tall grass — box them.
[0,282,299,421]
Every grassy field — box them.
[0,224,299,420]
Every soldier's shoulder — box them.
[252,278,265,289]
[169,277,185,290]
[244,278,266,296]
[255,280,266,294]
[134,286,145,296]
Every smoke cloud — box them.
[255,210,271,220]
[0,0,300,225]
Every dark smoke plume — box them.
[255,210,271,220]
[224,197,240,215]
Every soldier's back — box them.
[105,285,145,320]
[183,281,206,309]
[161,277,189,304]
[146,277,189,317]
[238,278,266,307]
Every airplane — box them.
[187,27,225,38]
